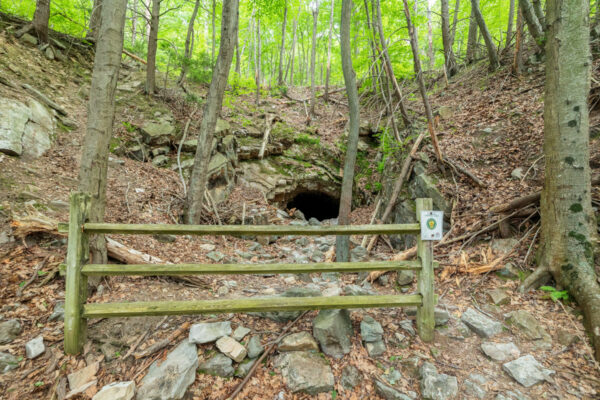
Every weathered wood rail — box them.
[59,192,436,355]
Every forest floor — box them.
[1,20,600,400]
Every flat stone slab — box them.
[419,362,458,400]
[278,332,319,352]
[502,355,555,387]
[198,353,234,377]
[487,288,510,305]
[232,326,251,341]
[460,308,502,338]
[68,362,99,391]
[189,321,232,344]
[92,381,135,400]
[275,351,334,395]
[216,336,247,362]
[507,310,547,340]
[0,352,19,374]
[481,341,520,361]
[374,379,414,400]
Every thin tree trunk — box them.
[285,7,300,84]
[146,0,160,94]
[512,7,524,74]
[402,0,443,164]
[78,0,128,265]
[144,0,151,39]
[375,0,411,127]
[235,40,241,76]
[87,0,103,41]
[471,0,499,69]
[178,0,201,85]
[132,0,137,45]
[532,0,600,359]
[186,0,239,224]
[364,0,380,95]
[532,0,545,27]
[211,0,216,64]
[506,0,515,48]
[336,0,360,263]
[255,14,261,104]
[450,0,460,46]
[466,6,478,63]
[33,0,51,44]
[519,0,544,48]
[324,0,334,102]
[278,0,288,85]
[309,2,319,116]
[427,1,434,69]
[441,0,457,77]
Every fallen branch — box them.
[16,256,49,297]
[123,49,147,64]
[444,157,487,188]
[258,114,275,159]
[133,321,191,359]
[124,316,168,360]
[225,311,310,400]
[361,198,382,248]
[177,107,198,196]
[21,83,68,116]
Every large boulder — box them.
[274,351,335,395]
[460,307,502,338]
[136,340,198,400]
[140,121,175,146]
[502,355,555,387]
[0,97,54,158]
[0,97,31,156]
[312,309,353,359]
[419,362,458,400]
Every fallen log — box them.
[123,49,147,65]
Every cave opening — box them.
[287,191,340,221]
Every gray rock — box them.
[68,362,99,391]
[410,173,451,214]
[487,288,510,305]
[496,263,520,279]
[344,284,375,296]
[419,362,458,400]
[366,340,386,357]
[198,353,234,377]
[246,335,264,358]
[491,239,519,255]
[151,155,169,167]
[502,355,555,387]
[0,352,19,374]
[495,390,531,400]
[350,246,368,262]
[308,217,321,226]
[374,380,413,400]
[383,368,402,385]
[251,286,321,322]
[360,316,383,342]
[100,342,118,361]
[481,341,520,361]
[463,373,487,399]
[232,326,251,341]
[189,321,232,344]
[25,335,45,359]
[216,336,247,362]
[312,309,353,359]
[341,365,361,390]
[153,234,176,243]
[507,310,547,340]
[274,351,334,395]
[279,332,319,352]
[207,251,225,262]
[399,320,415,336]
[408,307,452,327]
[0,97,30,156]
[20,33,38,45]
[137,340,198,400]
[140,121,175,145]
[511,168,523,180]
[396,270,414,286]
[557,329,579,346]
[234,358,256,378]
[456,321,473,338]
[460,308,502,338]
[92,381,135,400]
[49,301,65,322]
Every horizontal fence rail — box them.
[58,222,421,236]
[62,192,436,355]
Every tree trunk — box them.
[211,0,216,64]
[441,0,457,77]
[532,0,545,27]
[471,0,499,70]
[78,0,128,265]
[466,6,478,63]
[336,0,360,263]
[427,1,434,69]
[185,0,239,224]
[255,14,261,104]
[286,7,300,85]
[364,0,380,95]
[309,2,319,116]
[146,0,160,94]
[506,0,515,48]
[32,0,51,44]
[178,0,201,85]
[450,0,460,47]
[131,0,137,45]
[512,7,524,74]
[402,0,443,164]
[144,0,151,39]
[278,0,288,85]
[235,40,241,76]
[87,0,103,41]
[534,0,600,359]
[375,0,411,127]
[519,0,544,48]
[324,0,334,102]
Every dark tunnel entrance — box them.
[287,191,340,221]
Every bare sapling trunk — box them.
[521,0,600,360]
[278,0,288,85]
[33,0,51,44]
[466,6,478,63]
[186,0,239,224]
[402,0,443,164]
[178,0,201,85]
[506,0,516,48]
[512,7,524,74]
[255,14,261,104]
[78,0,128,265]
[212,0,216,64]
[146,0,160,94]
[131,0,137,45]
[87,0,103,41]
[285,7,300,84]
[519,0,544,48]
[471,0,499,70]
[324,0,334,102]
[427,1,435,69]
[336,0,360,262]
[309,2,320,117]
[450,0,461,51]
[441,0,457,77]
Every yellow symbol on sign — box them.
[426,218,437,230]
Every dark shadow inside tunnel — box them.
[286,191,340,221]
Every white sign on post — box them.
[420,211,443,241]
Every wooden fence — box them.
[59,192,435,355]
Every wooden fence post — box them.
[416,198,435,342]
[64,192,91,355]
